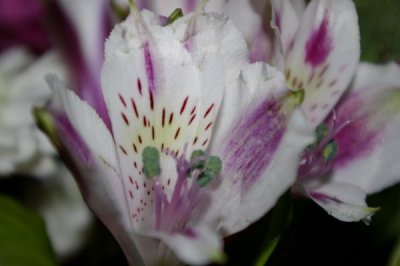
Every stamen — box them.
[298,113,351,181]
[148,147,222,235]
[166,8,184,25]
[142,146,161,178]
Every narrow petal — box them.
[48,0,112,127]
[271,0,301,56]
[329,63,400,194]
[284,0,360,127]
[158,226,225,265]
[46,75,132,232]
[306,182,378,223]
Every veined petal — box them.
[284,0,360,127]
[329,63,400,194]
[172,11,248,152]
[101,10,225,231]
[46,75,132,231]
[206,63,314,234]
[305,182,378,223]
[157,225,225,265]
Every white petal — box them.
[329,63,400,194]
[47,75,132,231]
[284,0,360,127]
[205,64,314,234]
[305,182,378,223]
[158,226,225,265]
[225,0,273,62]
[271,0,301,55]
[102,11,226,230]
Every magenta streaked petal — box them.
[46,0,112,129]
[222,99,286,191]
[53,112,92,166]
[326,63,400,195]
[330,93,384,167]
[305,182,378,223]
[305,11,332,67]
[284,0,360,127]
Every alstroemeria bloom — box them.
[45,6,314,265]
[296,62,400,222]
[271,0,400,223]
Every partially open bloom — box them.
[45,4,313,265]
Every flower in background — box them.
[270,0,400,222]
[46,0,113,128]
[44,3,313,265]
[0,0,51,53]
[0,47,61,176]
[296,62,400,223]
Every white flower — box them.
[45,5,314,265]
[0,48,63,176]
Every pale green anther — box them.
[191,150,206,169]
[166,8,183,25]
[142,146,161,178]
[197,172,213,187]
[291,89,305,105]
[322,141,338,161]
[316,123,329,142]
[196,155,222,187]
[205,156,222,176]
[281,89,305,117]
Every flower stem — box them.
[254,191,292,266]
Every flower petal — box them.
[46,75,133,233]
[306,182,378,223]
[224,0,273,62]
[329,63,400,194]
[284,0,360,127]
[101,11,225,230]
[158,226,225,265]
[50,0,112,127]
[271,0,301,57]
[206,63,314,234]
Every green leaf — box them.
[0,195,58,266]
[254,192,292,266]
[355,0,400,62]
[390,237,400,266]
